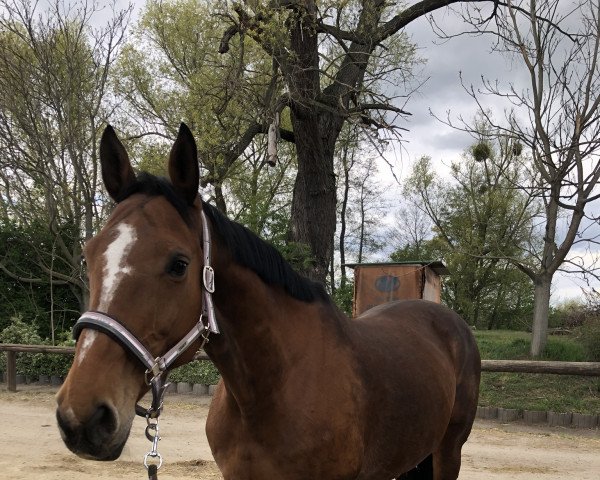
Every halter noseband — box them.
[72,208,219,419]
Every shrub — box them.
[580,315,600,361]
[169,360,220,385]
[549,299,587,329]
[473,330,587,361]
[332,282,354,316]
[0,318,74,377]
[0,315,43,344]
[39,350,73,377]
[0,316,43,377]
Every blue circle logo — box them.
[375,275,400,292]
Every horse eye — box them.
[168,258,189,278]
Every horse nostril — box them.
[85,404,118,446]
[56,408,76,438]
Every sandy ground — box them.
[2,386,599,479]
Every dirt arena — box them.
[2,386,599,479]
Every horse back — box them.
[349,299,480,478]
[352,299,479,374]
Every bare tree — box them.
[335,124,389,290]
[388,201,434,257]
[336,125,360,289]
[218,0,497,282]
[442,0,600,355]
[0,0,131,319]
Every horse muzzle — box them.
[56,402,131,461]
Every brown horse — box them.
[56,124,480,480]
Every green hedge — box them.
[0,316,74,377]
[580,315,600,361]
[169,360,220,385]
[0,317,222,383]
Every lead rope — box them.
[147,465,159,480]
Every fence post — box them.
[6,351,16,392]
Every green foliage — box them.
[580,315,600,361]
[0,316,42,377]
[169,360,220,385]
[0,317,73,377]
[0,0,128,340]
[471,141,492,162]
[38,351,73,377]
[549,299,588,329]
[276,241,315,274]
[546,295,600,361]
[116,0,297,228]
[332,282,354,316]
[0,316,43,345]
[0,221,80,339]
[543,339,587,362]
[226,140,297,242]
[479,372,600,414]
[389,241,440,264]
[401,140,537,329]
[474,330,586,361]
[116,1,270,160]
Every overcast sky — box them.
[119,0,596,303]
[383,5,599,304]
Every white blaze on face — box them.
[77,330,98,366]
[98,223,137,312]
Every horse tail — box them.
[396,454,433,479]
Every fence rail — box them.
[480,359,600,376]
[0,343,210,392]
[2,343,600,392]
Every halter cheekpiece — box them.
[72,208,219,476]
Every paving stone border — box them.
[476,406,599,430]
[163,382,217,396]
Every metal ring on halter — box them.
[143,452,163,470]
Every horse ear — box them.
[168,123,199,205]
[99,125,136,202]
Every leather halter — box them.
[72,208,219,419]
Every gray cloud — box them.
[380,8,600,301]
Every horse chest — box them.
[207,394,364,480]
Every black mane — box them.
[119,173,329,304]
[202,201,329,303]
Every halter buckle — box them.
[145,358,165,386]
[203,265,215,293]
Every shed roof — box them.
[343,261,450,276]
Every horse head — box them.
[56,124,206,460]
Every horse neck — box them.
[206,259,326,409]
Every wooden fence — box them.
[0,343,209,392]
[1,343,600,392]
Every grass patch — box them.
[474,330,600,414]
[473,330,587,361]
[479,373,600,414]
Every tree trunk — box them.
[357,186,366,263]
[287,3,338,283]
[289,116,337,282]
[530,275,552,357]
[214,183,228,214]
[339,151,351,289]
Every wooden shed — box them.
[345,261,449,317]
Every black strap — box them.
[147,464,158,480]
